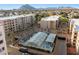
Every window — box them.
[0,49,2,52]
[0,40,3,44]
[0,32,2,36]
[74,32,77,35]
[74,35,77,39]
[74,32,77,37]
[73,40,76,42]
[73,43,76,45]
[2,47,5,50]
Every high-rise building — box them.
[69,19,79,54]
[0,14,35,55]
[0,21,8,55]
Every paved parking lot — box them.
[53,39,67,55]
[25,39,67,55]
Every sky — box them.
[0,4,79,10]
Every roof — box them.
[0,14,35,21]
[25,32,47,47]
[22,32,57,52]
[46,33,56,43]
[70,19,79,25]
[41,16,59,21]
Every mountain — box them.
[20,4,77,10]
[20,4,36,10]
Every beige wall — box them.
[76,32,79,54]
[71,24,75,45]
[39,20,57,33]
[70,22,79,54]
[3,15,35,32]
[40,21,48,31]
[0,22,8,55]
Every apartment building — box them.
[0,21,8,55]
[0,14,35,54]
[38,16,59,33]
[69,19,79,54]
[0,14,35,35]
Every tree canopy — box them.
[60,12,68,18]
[35,13,49,22]
[59,16,69,23]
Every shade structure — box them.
[22,32,57,52]
[46,33,56,43]
[25,32,47,47]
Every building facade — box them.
[69,19,79,54]
[0,21,8,55]
[0,14,35,55]
[38,16,59,33]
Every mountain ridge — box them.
[20,4,36,10]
